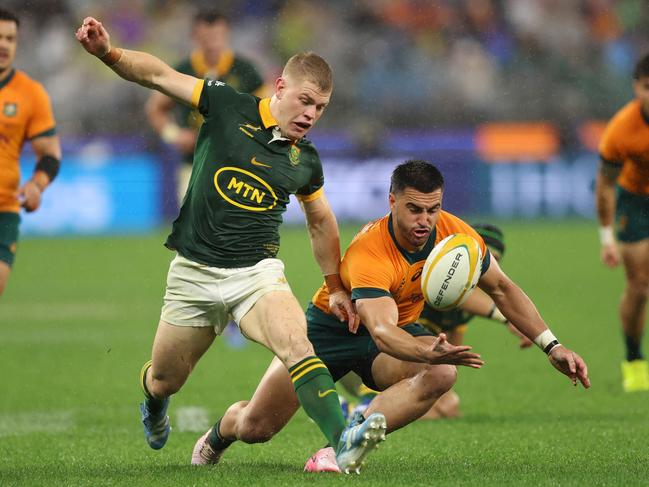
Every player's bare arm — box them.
[478,258,590,388]
[357,296,483,368]
[76,17,199,107]
[300,194,356,327]
[595,160,622,267]
[18,134,61,212]
[461,288,533,348]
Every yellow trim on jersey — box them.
[258,98,278,128]
[190,49,235,78]
[291,363,328,383]
[296,187,324,203]
[190,79,205,109]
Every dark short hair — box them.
[633,53,649,80]
[0,8,19,27]
[193,9,228,26]
[390,160,444,195]
[471,223,506,260]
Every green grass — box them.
[0,220,648,486]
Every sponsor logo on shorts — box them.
[214,166,278,212]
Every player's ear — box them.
[275,77,286,99]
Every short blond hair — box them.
[283,52,333,92]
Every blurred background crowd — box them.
[7,0,649,141]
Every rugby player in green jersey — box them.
[146,9,268,204]
[77,17,383,473]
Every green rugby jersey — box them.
[173,50,265,163]
[165,80,324,268]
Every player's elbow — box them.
[370,326,391,353]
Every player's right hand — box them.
[425,333,484,368]
[600,243,620,268]
[75,17,111,57]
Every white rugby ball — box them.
[421,233,483,310]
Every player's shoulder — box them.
[12,69,47,92]
[606,100,642,132]
[232,54,260,72]
[435,210,476,239]
[347,216,390,254]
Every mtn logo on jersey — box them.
[214,166,278,212]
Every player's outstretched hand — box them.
[17,181,41,212]
[600,243,620,268]
[328,290,359,333]
[425,333,484,368]
[548,346,590,388]
[76,17,111,57]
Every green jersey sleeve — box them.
[197,81,247,119]
[295,148,324,197]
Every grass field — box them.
[1,220,648,486]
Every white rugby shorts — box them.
[160,254,292,334]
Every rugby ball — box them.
[421,234,483,310]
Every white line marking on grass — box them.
[0,410,74,438]
[176,406,209,432]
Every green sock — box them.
[289,356,346,447]
[207,418,234,451]
[140,360,166,415]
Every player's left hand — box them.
[507,323,533,348]
[328,290,359,333]
[548,346,590,388]
[17,181,42,212]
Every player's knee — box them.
[148,370,186,397]
[626,276,649,300]
[415,365,457,400]
[237,413,277,444]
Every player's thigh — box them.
[619,239,649,285]
[239,290,313,364]
[150,319,216,379]
[238,357,300,434]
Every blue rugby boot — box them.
[140,398,171,450]
[139,360,171,449]
[335,411,386,474]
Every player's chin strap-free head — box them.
[471,223,505,262]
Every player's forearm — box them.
[108,49,171,92]
[306,210,341,276]
[371,324,430,362]
[595,172,616,227]
[489,279,547,340]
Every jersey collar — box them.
[387,214,437,264]
[0,69,15,90]
[190,49,234,78]
[258,98,290,143]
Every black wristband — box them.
[35,155,60,182]
[543,340,560,354]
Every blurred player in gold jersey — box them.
[0,8,61,298]
[596,53,649,392]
